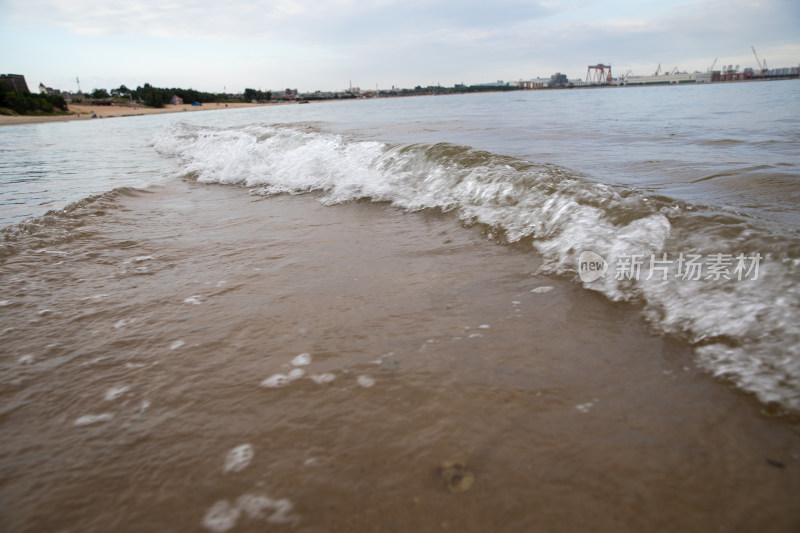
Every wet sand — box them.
[0,102,275,126]
[0,179,798,532]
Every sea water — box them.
[1,81,799,531]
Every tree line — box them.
[0,90,67,115]
[93,84,272,107]
[98,84,243,108]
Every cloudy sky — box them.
[1,0,798,93]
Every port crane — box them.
[751,46,768,78]
[654,63,661,76]
[707,58,717,72]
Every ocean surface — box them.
[1,81,799,531]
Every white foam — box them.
[288,368,305,380]
[202,500,240,533]
[224,444,254,473]
[309,373,335,384]
[18,354,34,364]
[0,300,11,306]
[530,286,554,293]
[170,340,185,350]
[575,399,599,413]
[104,385,130,401]
[260,374,290,388]
[184,295,203,305]
[237,494,274,519]
[478,324,490,329]
[133,255,154,262]
[203,494,294,532]
[74,413,113,426]
[266,499,294,524]
[357,375,375,388]
[291,353,311,366]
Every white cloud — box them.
[2,0,797,90]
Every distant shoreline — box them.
[0,102,279,127]
[2,76,796,127]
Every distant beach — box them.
[0,102,274,126]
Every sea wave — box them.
[154,122,800,411]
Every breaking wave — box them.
[154,122,800,411]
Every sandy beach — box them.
[0,102,274,126]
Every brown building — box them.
[0,74,31,94]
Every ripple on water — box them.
[74,413,113,426]
[104,385,130,401]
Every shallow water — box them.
[1,180,798,531]
[1,82,799,531]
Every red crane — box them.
[586,64,612,85]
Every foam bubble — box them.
[575,399,599,413]
[236,494,274,519]
[260,374,290,388]
[203,494,295,531]
[266,499,294,524]
[170,340,185,350]
[0,300,11,306]
[478,324,491,329]
[310,373,335,384]
[224,444,254,473]
[184,296,202,305]
[357,375,375,388]
[113,318,133,329]
[74,413,113,426]
[104,385,130,401]
[18,354,34,364]
[530,286,554,293]
[202,500,240,533]
[291,353,311,366]
[133,255,154,262]
[288,368,305,380]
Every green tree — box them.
[91,88,110,99]
[111,85,131,98]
